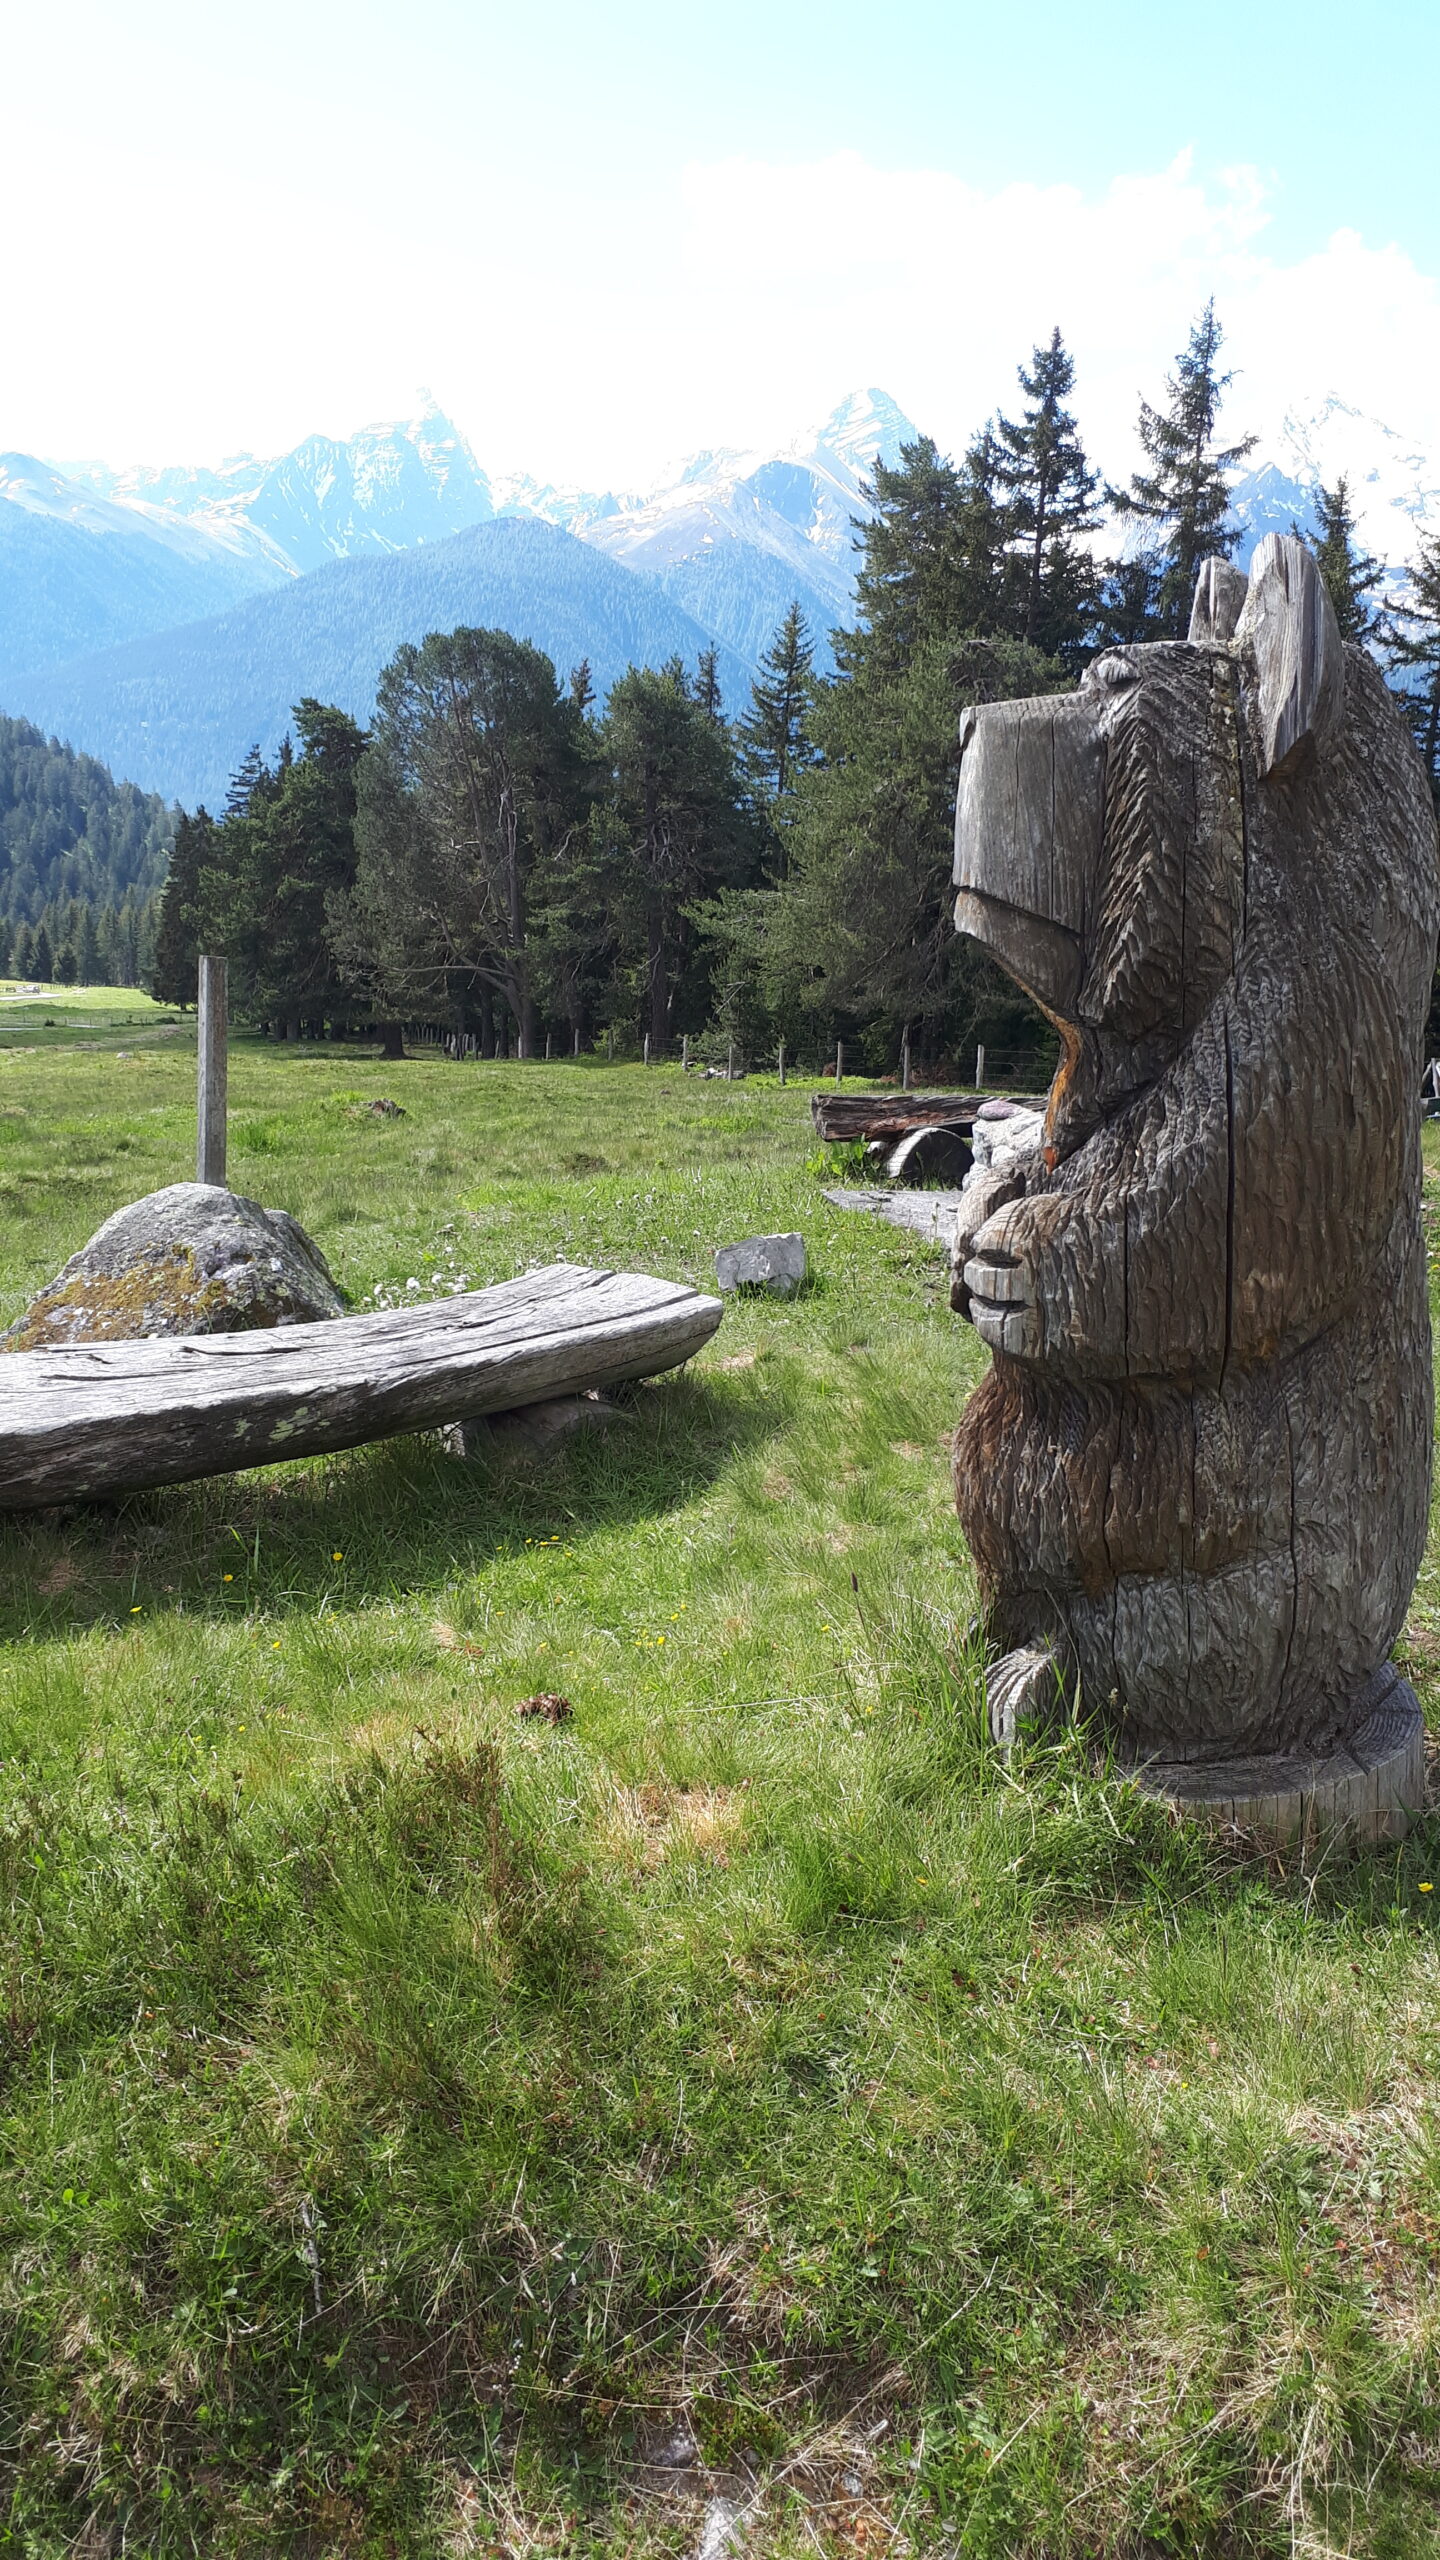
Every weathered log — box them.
[949,531,1440,1811]
[811,1091,980,1144]
[823,1187,964,1245]
[0,1265,721,1509]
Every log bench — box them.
[0,1264,722,1509]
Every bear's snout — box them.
[952,693,1106,1017]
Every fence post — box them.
[835,1041,843,1089]
[545,1031,552,1060]
[778,1040,785,1086]
[727,1041,734,1082]
[682,1034,689,1071]
[901,1034,911,1091]
[607,1027,614,1062]
[644,1033,651,1066]
[197,954,228,1188]
[975,1043,986,1089]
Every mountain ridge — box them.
[1,516,756,811]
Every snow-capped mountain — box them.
[69,398,496,578]
[1229,396,1440,590]
[0,451,288,684]
[18,388,918,688]
[57,387,914,597]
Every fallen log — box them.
[811,1091,981,1144]
[0,1264,722,1510]
[822,1187,965,1245]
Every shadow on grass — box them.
[0,1369,785,1637]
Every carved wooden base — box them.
[1129,1666,1426,1844]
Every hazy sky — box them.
[6,0,1440,485]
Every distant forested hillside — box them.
[0,485,279,685]
[0,717,172,919]
[2,518,754,808]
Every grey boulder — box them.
[4,1181,344,1349]
[714,1232,806,1296]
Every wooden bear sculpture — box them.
[950,535,1440,1810]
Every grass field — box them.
[0,1026,1437,2558]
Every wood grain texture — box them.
[950,540,1440,1764]
[1132,1667,1425,1844]
[0,1265,722,1508]
[196,956,228,1189]
[811,1092,980,1143]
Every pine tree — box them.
[694,649,723,721]
[848,434,1015,683]
[151,810,214,1005]
[1308,478,1383,641]
[1110,302,1256,637]
[1385,529,1440,811]
[78,907,102,984]
[12,923,32,979]
[569,659,596,716]
[56,943,78,985]
[738,603,817,846]
[334,633,586,1056]
[225,745,269,818]
[32,923,53,983]
[994,326,1101,655]
[596,666,756,1052]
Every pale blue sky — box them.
[6,0,1438,481]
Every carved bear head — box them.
[953,536,1346,1164]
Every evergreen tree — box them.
[1385,529,1440,811]
[78,907,102,984]
[716,432,1067,1064]
[32,923,53,983]
[694,648,723,721]
[56,943,78,985]
[848,434,1011,681]
[1110,302,1255,637]
[225,745,270,817]
[151,810,214,1005]
[334,631,587,1054]
[213,701,367,1035]
[595,666,757,1052]
[738,602,817,867]
[12,923,32,978]
[1307,477,1383,641]
[994,326,1101,656]
[569,658,596,716]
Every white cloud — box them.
[666,150,1440,490]
[4,134,1439,503]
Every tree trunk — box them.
[376,1022,406,1060]
[646,900,668,1054]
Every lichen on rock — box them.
[3,1182,344,1350]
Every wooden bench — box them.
[0,1264,722,1509]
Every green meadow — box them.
[0,1003,1436,2557]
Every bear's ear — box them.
[1235,533,1345,781]
[1188,558,1247,643]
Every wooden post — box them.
[573,1026,580,1057]
[682,1034,689,1071]
[835,1041,844,1088]
[545,1031,552,1060]
[607,1027,614,1062]
[975,1042,986,1088]
[197,954,228,1188]
[901,1034,911,1091]
[727,1041,735,1081]
[778,1041,786,1086]
[644,1033,651,1067]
